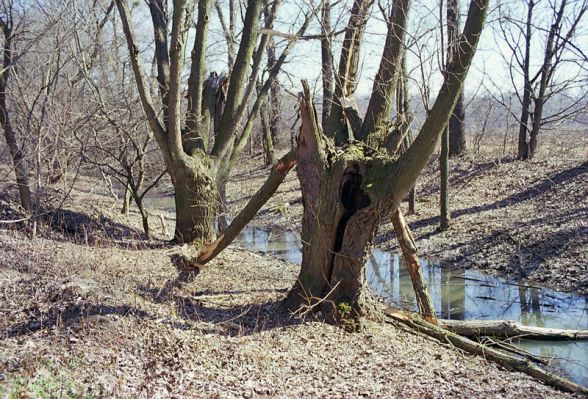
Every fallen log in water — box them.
[439,319,588,340]
[384,309,588,395]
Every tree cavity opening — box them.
[334,164,371,253]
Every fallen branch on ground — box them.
[439,319,588,340]
[384,308,588,395]
[197,150,297,266]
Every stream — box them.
[235,224,588,387]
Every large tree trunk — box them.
[283,150,381,327]
[172,162,217,244]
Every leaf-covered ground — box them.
[1,151,586,397]
[0,171,582,397]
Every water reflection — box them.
[236,225,588,387]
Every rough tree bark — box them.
[283,0,488,326]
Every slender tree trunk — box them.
[121,183,131,214]
[397,52,416,215]
[260,104,276,165]
[528,97,543,159]
[266,47,282,156]
[449,92,466,156]
[1,107,32,211]
[517,0,534,160]
[134,194,150,238]
[216,180,229,233]
[0,22,33,211]
[447,0,466,157]
[440,127,450,230]
[408,188,416,215]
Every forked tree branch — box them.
[167,0,189,158]
[185,0,214,154]
[212,0,263,163]
[227,9,314,172]
[358,0,411,144]
[324,0,374,143]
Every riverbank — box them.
[227,153,587,296]
[0,175,581,397]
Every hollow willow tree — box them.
[114,0,310,243]
[282,0,488,323]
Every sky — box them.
[126,0,587,115]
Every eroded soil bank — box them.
[228,154,587,295]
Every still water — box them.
[236,225,588,387]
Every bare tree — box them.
[495,0,587,160]
[115,0,311,243]
[281,0,488,323]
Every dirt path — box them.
[0,178,582,397]
[227,154,588,295]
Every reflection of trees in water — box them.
[518,286,545,327]
[440,269,465,320]
[368,253,388,297]
[237,226,586,335]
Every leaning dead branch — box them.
[197,150,297,266]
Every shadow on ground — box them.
[0,196,166,250]
[3,289,300,341]
[408,162,587,232]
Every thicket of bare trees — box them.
[0,0,585,251]
[492,0,587,160]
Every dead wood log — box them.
[391,209,438,325]
[384,309,588,395]
[439,319,588,340]
[197,150,297,265]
